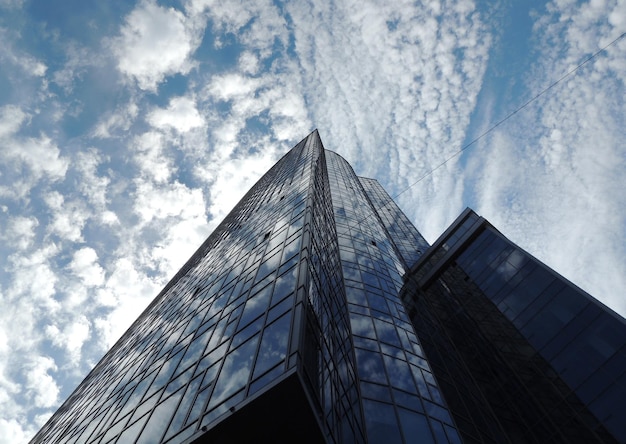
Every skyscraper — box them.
[32,131,626,444]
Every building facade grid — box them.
[32,131,626,444]
[402,209,626,443]
[326,151,460,444]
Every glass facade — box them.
[326,152,459,444]
[358,177,430,269]
[32,131,366,444]
[32,131,459,444]
[402,208,626,443]
[32,133,625,444]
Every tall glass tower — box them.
[31,131,626,444]
[31,130,459,444]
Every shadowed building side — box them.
[401,208,626,443]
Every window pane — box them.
[362,399,402,444]
[253,311,291,378]
[208,335,259,409]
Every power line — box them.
[391,31,626,201]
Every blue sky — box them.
[0,0,624,441]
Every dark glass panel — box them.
[131,390,160,424]
[346,287,368,305]
[238,283,272,328]
[362,399,402,444]
[248,364,285,396]
[208,335,260,409]
[424,400,453,425]
[253,311,291,378]
[361,381,392,402]
[164,375,203,440]
[393,389,424,413]
[177,329,211,373]
[135,388,184,444]
[397,408,434,444]
[232,316,264,348]
[383,354,416,393]
[185,386,210,427]
[115,414,149,444]
[373,318,402,347]
[355,349,387,384]
[350,313,375,338]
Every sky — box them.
[0,0,624,441]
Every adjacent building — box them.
[401,208,626,443]
[31,131,626,443]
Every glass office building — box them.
[32,132,625,443]
[402,209,626,443]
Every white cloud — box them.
[3,216,38,251]
[0,244,60,439]
[0,328,7,354]
[6,244,60,312]
[0,106,68,185]
[200,146,280,225]
[123,176,210,275]
[68,247,105,287]
[282,0,491,241]
[17,136,69,179]
[59,282,90,310]
[25,356,59,408]
[147,96,205,133]
[201,61,310,166]
[95,258,162,348]
[0,419,34,444]
[0,0,25,8]
[112,0,201,91]
[73,149,111,214]
[93,101,139,138]
[43,192,89,243]
[0,105,28,138]
[20,57,46,77]
[0,29,46,77]
[3,135,69,182]
[239,51,260,74]
[45,316,91,366]
[51,41,108,95]
[101,210,120,226]
[132,131,173,183]
[150,214,212,277]
[133,180,205,224]
[186,0,288,56]
[206,73,264,102]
